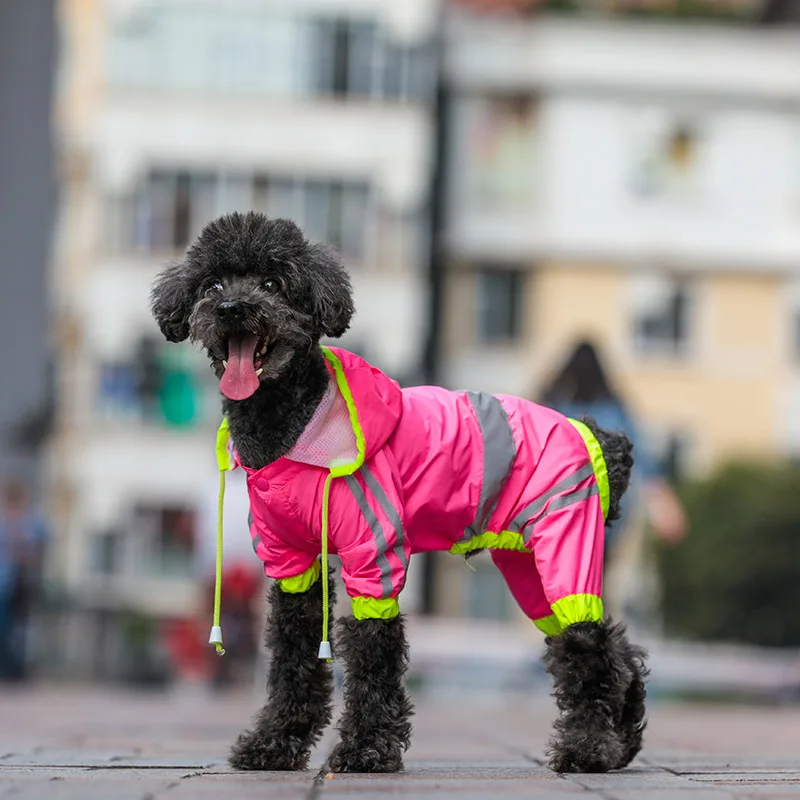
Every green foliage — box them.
[656,461,800,648]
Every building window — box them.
[91,529,123,575]
[631,274,691,355]
[456,95,537,213]
[302,181,370,260]
[130,504,197,579]
[628,107,701,201]
[112,171,372,262]
[476,268,525,344]
[109,5,433,103]
[661,432,690,483]
[306,17,430,102]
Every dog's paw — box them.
[547,732,625,774]
[614,718,647,770]
[327,741,403,774]
[229,729,309,771]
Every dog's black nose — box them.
[216,301,245,322]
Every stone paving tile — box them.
[645,754,800,773]
[0,767,316,799]
[168,772,315,799]
[0,771,176,800]
[602,791,741,800]
[2,686,800,798]
[573,766,714,791]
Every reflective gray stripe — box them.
[361,465,408,574]
[520,482,600,541]
[508,463,595,534]
[345,474,394,598]
[460,392,517,544]
[248,510,261,553]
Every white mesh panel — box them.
[285,375,358,469]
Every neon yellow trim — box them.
[212,469,226,655]
[567,419,610,520]
[351,596,400,620]
[320,347,365,477]
[216,417,234,472]
[277,560,321,594]
[533,614,563,637]
[551,593,604,630]
[449,530,531,555]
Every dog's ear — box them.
[305,245,354,339]
[150,262,197,343]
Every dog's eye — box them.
[207,281,223,295]
[263,279,280,294]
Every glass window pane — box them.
[173,171,192,249]
[215,173,254,216]
[382,42,406,100]
[133,172,176,253]
[309,19,336,96]
[267,177,300,220]
[252,176,270,216]
[339,184,370,261]
[476,269,524,343]
[188,174,218,241]
[303,180,331,244]
[460,96,536,212]
[347,21,376,98]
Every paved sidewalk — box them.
[1,684,799,799]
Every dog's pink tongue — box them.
[220,335,260,400]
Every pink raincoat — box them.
[216,347,609,643]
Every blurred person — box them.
[537,340,686,628]
[196,466,263,691]
[0,479,48,682]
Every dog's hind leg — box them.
[543,619,640,773]
[613,633,649,769]
[326,615,414,773]
[229,573,335,771]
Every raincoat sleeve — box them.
[252,516,320,589]
[329,455,409,620]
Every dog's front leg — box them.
[230,576,334,771]
[327,615,414,773]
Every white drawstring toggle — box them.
[318,641,332,660]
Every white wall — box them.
[446,16,800,101]
[93,100,433,212]
[446,17,800,270]
[107,0,440,46]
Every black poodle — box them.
[150,211,648,775]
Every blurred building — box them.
[436,8,800,618]
[48,0,438,675]
[0,2,57,486]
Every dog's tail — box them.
[578,416,634,526]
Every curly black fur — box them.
[229,573,335,771]
[543,619,648,773]
[577,416,634,525]
[150,213,354,468]
[616,635,650,768]
[327,616,414,773]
